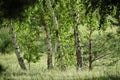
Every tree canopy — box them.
[83,0,120,27]
[0,0,38,19]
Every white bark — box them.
[46,0,66,71]
[71,1,83,70]
[47,0,58,52]
[41,14,53,69]
[10,22,27,70]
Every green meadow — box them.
[0,53,120,80]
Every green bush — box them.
[0,27,13,54]
[0,64,6,74]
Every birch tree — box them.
[41,12,53,69]
[70,0,83,70]
[0,0,37,70]
[46,0,66,71]
[10,22,27,70]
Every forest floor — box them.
[0,53,120,80]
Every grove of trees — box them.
[0,0,120,73]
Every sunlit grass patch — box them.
[0,53,120,80]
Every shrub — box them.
[0,27,13,54]
[0,64,6,74]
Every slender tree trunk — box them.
[46,0,58,53]
[28,53,31,70]
[89,15,93,70]
[10,22,27,70]
[71,0,83,70]
[41,14,53,69]
[46,0,66,71]
[74,26,83,70]
[28,62,30,70]
[89,31,92,70]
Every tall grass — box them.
[0,53,120,80]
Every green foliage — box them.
[0,64,6,74]
[0,27,13,54]
[117,27,120,35]
[82,0,120,28]
[17,25,44,63]
[83,28,120,67]
[0,0,120,72]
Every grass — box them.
[0,53,120,80]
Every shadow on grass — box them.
[83,75,120,80]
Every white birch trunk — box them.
[10,22,27,70]
[46,0,66,71]
[41,14,53,69]
[71,1,83,70]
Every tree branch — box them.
[92,53,111,62]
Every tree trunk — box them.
[28,62,30,70]
[74,26,83,70]
[45,26,53,70]
[89,13,93,70]
[71,0,83,70]
[46,0,66,71]
[10,22,27,70]
[89,36,92,70]
[41,14,53,69]
[46,0,58,53]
